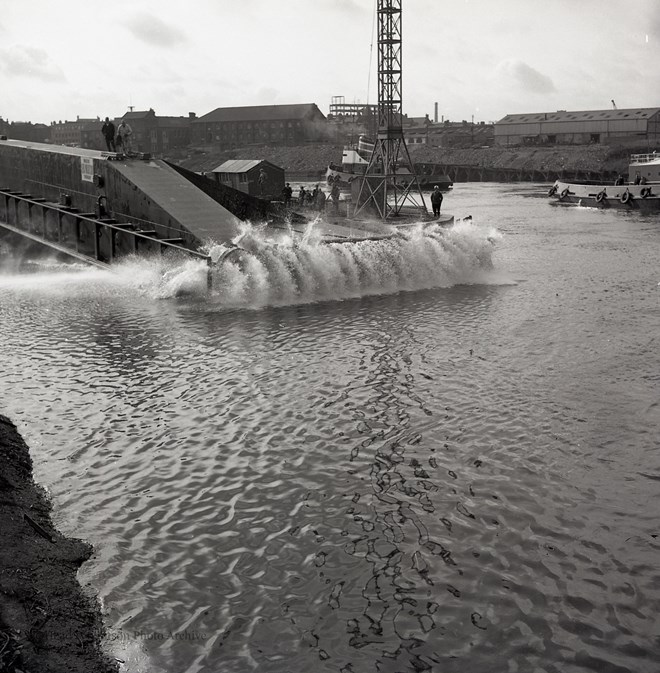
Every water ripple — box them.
[2,185,660,672]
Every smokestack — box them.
[434,102,438,123]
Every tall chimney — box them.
[434,102,438,123]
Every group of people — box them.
[101,118,133,156]
[616,172,648,186]
[278,182,343,214]
[282,182,443,216]
[296,184,327,211]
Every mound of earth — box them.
[0,415,118,673]
[165,142,636,178]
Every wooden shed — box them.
[210,159,285,198]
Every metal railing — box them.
[630,153,660,164]
[0,189,213,287]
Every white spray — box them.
[0,219,504,307]
[204,218,503,307]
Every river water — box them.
[1,183,659,673]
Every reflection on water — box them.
[1,185,660,673]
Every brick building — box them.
[77,109,194,155]
[191,104,327,147]
[0,118,49,143]
[50,117,100,147]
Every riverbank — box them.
[0,415,118,673]
[166,142,636,180]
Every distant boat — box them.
[325,135,453,192]
[548,152,660,211]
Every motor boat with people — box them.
[548,152,660,211]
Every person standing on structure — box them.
[330,181,341,213]
[258,168,267,195]
[101,117,116,152]
[282,182,293,207]
[430,185,443,217]
[116,120,133,157]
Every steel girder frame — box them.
[353,0,427,220]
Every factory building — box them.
[494,107,660,146]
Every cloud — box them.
[255,87,280,104]
[323,0,365,15]
[0,45,65,81]
[123,13,187,47]
[496,59,556,94]
[650,5,660,41]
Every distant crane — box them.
[353,0,427,220]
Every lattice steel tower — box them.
[354,0,427,219]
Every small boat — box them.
[325,135,373,189]
[326,135,453,192]
[548,152,660,211]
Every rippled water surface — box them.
[1,184,659,673]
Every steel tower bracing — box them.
[353,0,427,220]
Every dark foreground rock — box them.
[0,415,118,673]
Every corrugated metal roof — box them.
[497,107,660,124]
[197,104,325,124]
[212,159,265,173]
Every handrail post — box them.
[207,257,213,291]
[93,220,100,260]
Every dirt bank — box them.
[0,415,118,673]
[166,142,636,178]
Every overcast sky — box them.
[0,0,658,125]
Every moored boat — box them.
[325,135,373,190]
[548,152,660,210]
[326,135,453,192]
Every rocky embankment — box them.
[0,415,118,673]
[166,142,635,179]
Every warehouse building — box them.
[494,107,660,146]
[191,104,327,147]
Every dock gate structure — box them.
[0,139,393,282]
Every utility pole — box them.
[353,0,426,220]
